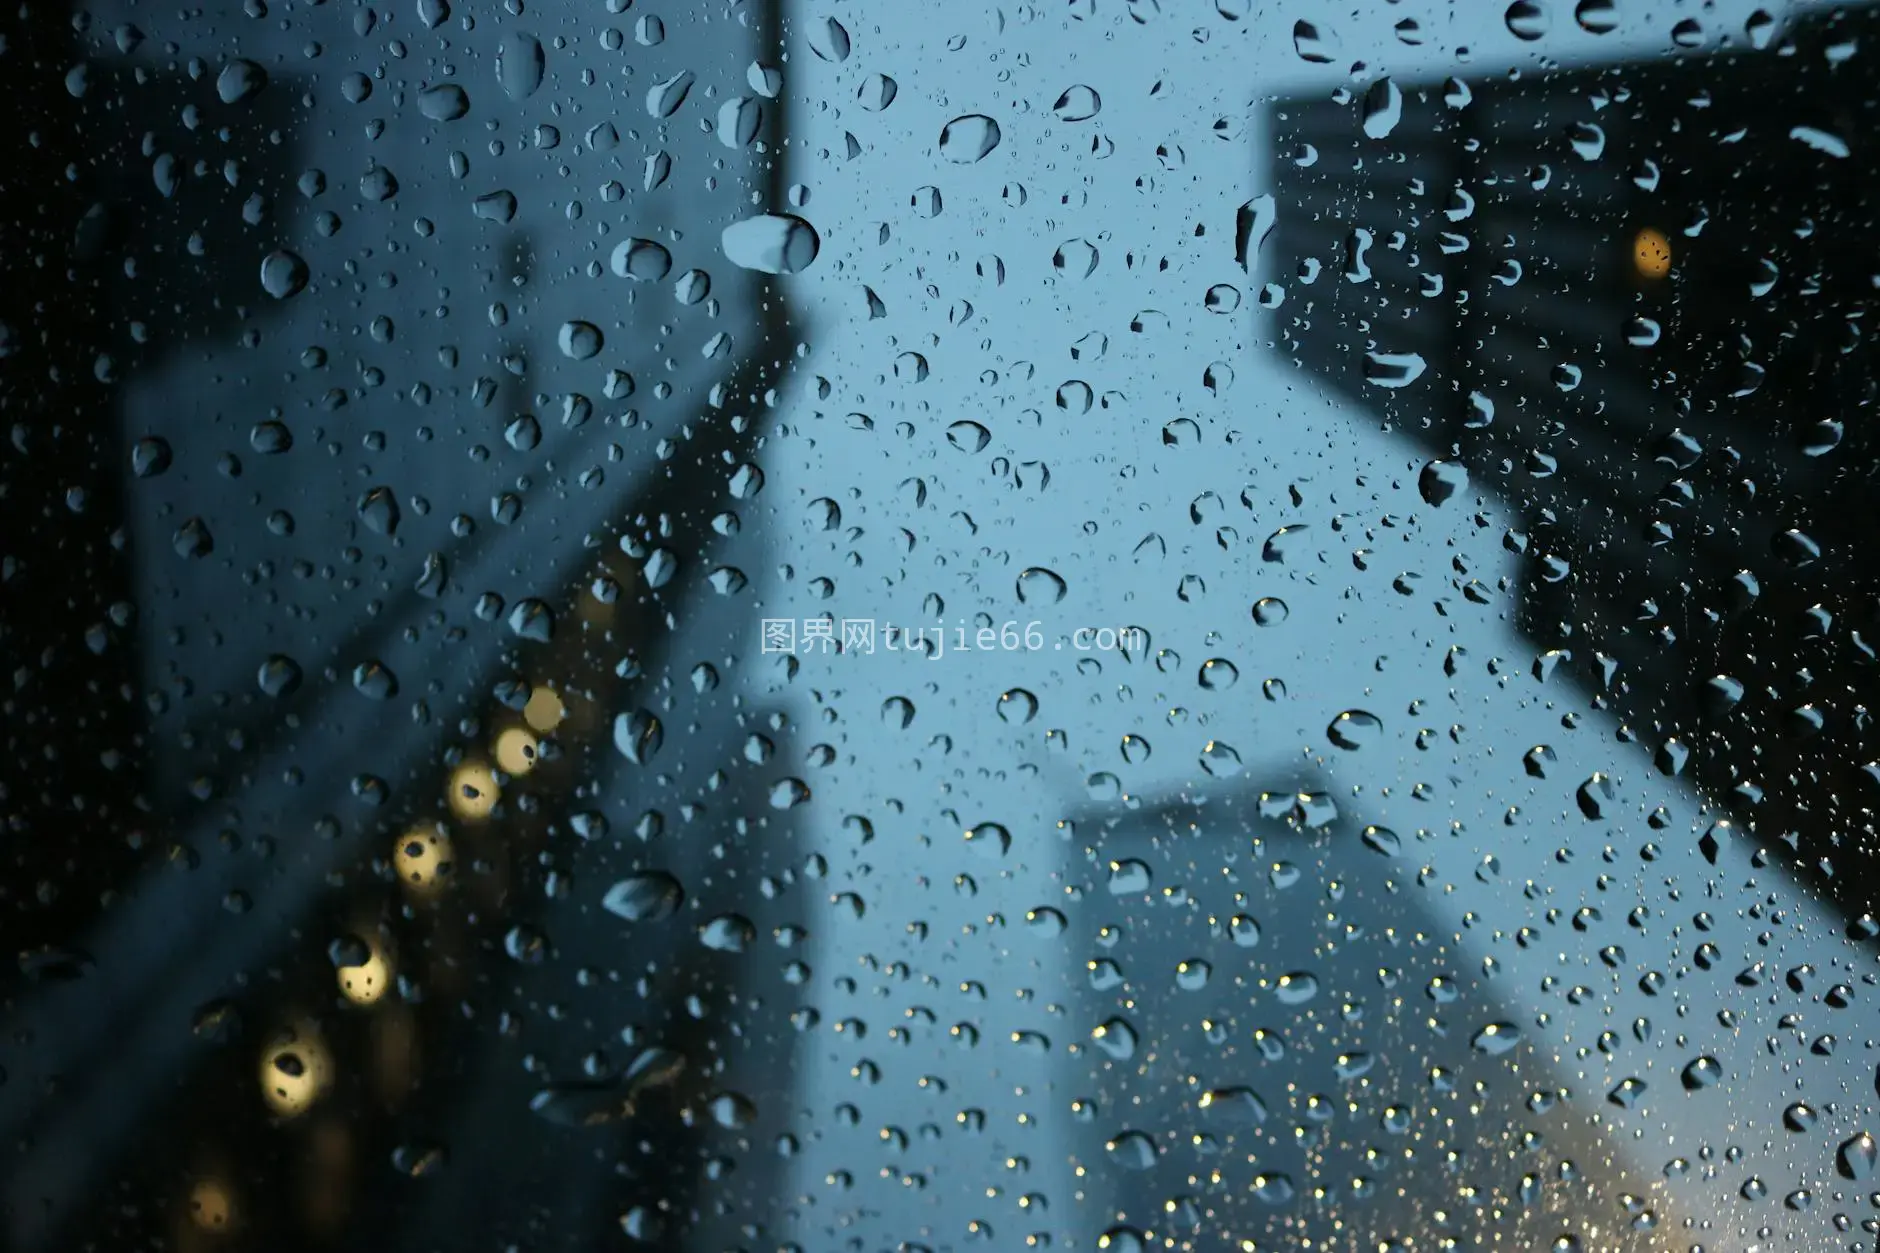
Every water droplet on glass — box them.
[1575,0,1617,34]
[614,710,663,764]
[1199,741,1242,776]
[497,32,545,101]
[1361,77,1402,139]
[216,59,268,104]
[357,486,400,536]
[947,420,991,452]
[716,96,764,147]
[1472,1022,1522,1056]
[645,69,694,118]
[1016,567,1067,604]
[1419,459,1469,506]
[1053,84,1101,121]
[1505,0,1550,40]
[418,83,469,120]
[998,688,1039,723]
[257,655,302,697]
[721,213,821,275]
[131,436,172,478]
[602,872,684,923]
[1274,971,1319,1005]
[1836,1131,1877,1181]
[939,114,1002,163]
[1106,1130,1158,1171]
[352,660,399,700]
[1362,350,1426,388]
[558,320,603,360]
[1292,19,1337,62]
[1251,597,1289,626]
[807,15,852,62]
[699,914,756,953]
[260,249,309,299]
[1198,659,1238,690]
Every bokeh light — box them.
[446,760,498,820]
[493,726,538,776]
[392,824,454,894]
[1632,226,1672,278]
[258,1022,332,1117]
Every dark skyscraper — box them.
[1266,4,1880,922]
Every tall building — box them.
[1266,4,1880,922]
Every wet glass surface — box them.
[4,2,1880,1251]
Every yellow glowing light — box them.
[393,824,454,893]
[523,686,565,732]
[259,1022,332,1117]
[188,1179,234,1230]
[447,760,499,820]
[493,726,538,776]
[1632,227,1672,279]
[337,941,392,1006]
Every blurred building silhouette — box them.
[1265,4,1880,922]
[0,0,809,1250]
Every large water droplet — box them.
[1505,0,1550,40]
[602,872,684,922]
[939,114,1002,163]
[721,214,821,274]
[497,33,545,101]
[419,84,469,121]
[1016,567,1067,604]
[260,249,309,299]
[216,59,268,104]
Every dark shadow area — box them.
[0,0,807,1249]
[1265,6,1880,922]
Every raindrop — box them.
[1106,1131,1158,1171]
[1016,567,1067,604]
[1505,0,1549,40]
[1419,459,1469,506]
[257,655,302,697]
[558,321,604,360]
[1198,659,1238,690]
[615,709,664,764]
[947,421,991,453]
[260,250,309,299]
[602,873,684,923]
[699,914,756,953]
[357,486,399,536]
[496,33,545,101]
[1273,972,1319,1005]
[131,436,172,478]
[1251,597,1289,626]
[1292,19,1337,62]
[1199,741,1242,776]
[1472,1022,1522,1056]
[721,214,821,275]
[418,84,469,120]
[645,69,694,119]
[939,114,1002,163]
[216,59,268,104]
[807,15,851,62]
[1362,350,1426,388]
[998,688,1039,723]
[1053,84,1101,121]
[1575,0,1617,33]
[352,661,398,700]
[1836,1132,1877,1181]
[1679,1056,1722,1091]
[612,237,672,281]
[716,97,764,147]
